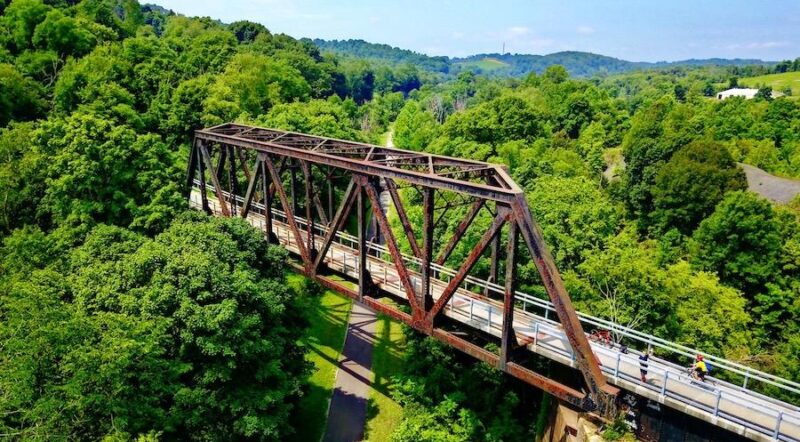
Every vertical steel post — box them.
[774,411,784,439]
[227,145,238,216]
[421,187,434,311]
[260,157,273,244]
[490,231,501,287]
[185,137,199,197]
[358,183,367,301]
[197,141,210,214]
[302,161,315,258]
[199,143,230,217]
[327,175,334,226]
[215,143,227,183]
[500,220,518,370]
[290,161,299,213]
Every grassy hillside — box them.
[740,71,800,97]
[454,57,510,72]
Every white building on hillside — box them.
[717,88,759,100]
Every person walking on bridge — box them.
[639,348,652,383]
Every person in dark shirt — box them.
[639,349,652,383]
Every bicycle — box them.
[588,329,613,347]
[686,365,716,388]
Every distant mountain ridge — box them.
[310,38,772,77]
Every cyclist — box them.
[692,354,709,382]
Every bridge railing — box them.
[191,185,800,410]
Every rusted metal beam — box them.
[215,143,227,183]
[435,199,484,265]
[312,180,357,274]
[327,175,334,224]
[302,161,315,259]
[426,211,508,323]
[421,187,435,311]
[384,178,422,259]
[191,124,616,413]
[357,185,368,301]
[361,177,422,316]
[199,143,230,217]
[237,147,251,183]
[511,195,618,404]
[307,268,588,408]
[313,193,329,226]
[489,228,501,292]
[500,220,517,370]
[185,139,199,197]
[260,159,273,244]
[197,143,210,214]
[227,145,239,216]
[196,131,515,202]
[264,154,310,267]
[240,157,262,218]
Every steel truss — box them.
[186,123,619,413]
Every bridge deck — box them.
[191,190,800,442]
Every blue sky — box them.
[154,0,800,62]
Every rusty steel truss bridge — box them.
[186,123,800,441]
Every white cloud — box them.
[577,26,595,35]
[508,26,531,36]
[724,41,789,50]
[451,31,465,39]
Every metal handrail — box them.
[191,186,800,405]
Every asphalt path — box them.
[322,303,377,442]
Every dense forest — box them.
[1,0,800,440]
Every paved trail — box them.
[741,163,800,204]
[323,126,396,442]
[322,302,378,442]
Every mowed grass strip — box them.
[740,71,800,97]
[287,273,353,442]
[365,305,407,441]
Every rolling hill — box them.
[739,71,800,97]
[310,38,772,78]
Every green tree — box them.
[38,112,183,232]
[444,95,545,147]
[0,122,47,233]
[667,261,753,356]
[259,98,362,140]
[1,0,51,52]
[228,20,268,43]
[566,229,678,338]
[0,215,309,440]
[393,100,439,151]
[576,120,606,174]
[32,9,98,57]
[203,53,310,125]
[690,191,782,296]
[0,62,45,125]
[543,64,569,84]
[755,86,773,101]
[651,140,747,234]
[526,175,621,269]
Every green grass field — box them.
[456,57,510,72]
[287,273,353,442]
[365,308,407,441]
[740,71,800,97]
